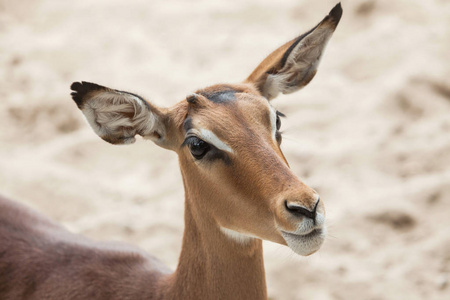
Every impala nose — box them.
[284,197,320,221]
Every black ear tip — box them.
[70,86,83,108]
[70,81,82,92]
[70,81,103,92]
[329,2,343,24]
[70,81,97,108]
[70,81,106,108]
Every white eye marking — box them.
[188,128,233,153]
[269,105,277,142]
[200,129,233,153]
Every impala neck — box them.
[162,188,267,300]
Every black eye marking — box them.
[275,131,283,144]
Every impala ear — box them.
[246,3,342,100]
[71,81,167,145]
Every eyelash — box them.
[183,136,211,160]
[182,136,201,147]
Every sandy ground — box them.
[1,0,450,299]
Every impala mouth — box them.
[282,228,322,239]
[281,227,326,256]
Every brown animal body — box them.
[0,4,342,300]
[0,196,171,300]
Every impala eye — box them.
[275,111,285,131]
[275,111,285,145]
[185,137,210,159]
[276,115,281,131]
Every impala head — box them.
[71,4,342,256]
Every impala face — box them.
[71,3,342,256]
[174,84,326,255]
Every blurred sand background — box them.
[1,0,450,299]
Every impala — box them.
[0,4,342,299]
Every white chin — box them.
[282,227,326,256]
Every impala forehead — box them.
[198,87,237,103]
[233,93,277,133]
[182,89,278,151]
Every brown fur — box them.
[0,4,342,300]
[0,195,170,300]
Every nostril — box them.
[313,197,320,214]
[284,200,316,220]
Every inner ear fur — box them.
[246,3,343,100]
[71,81,166,145]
